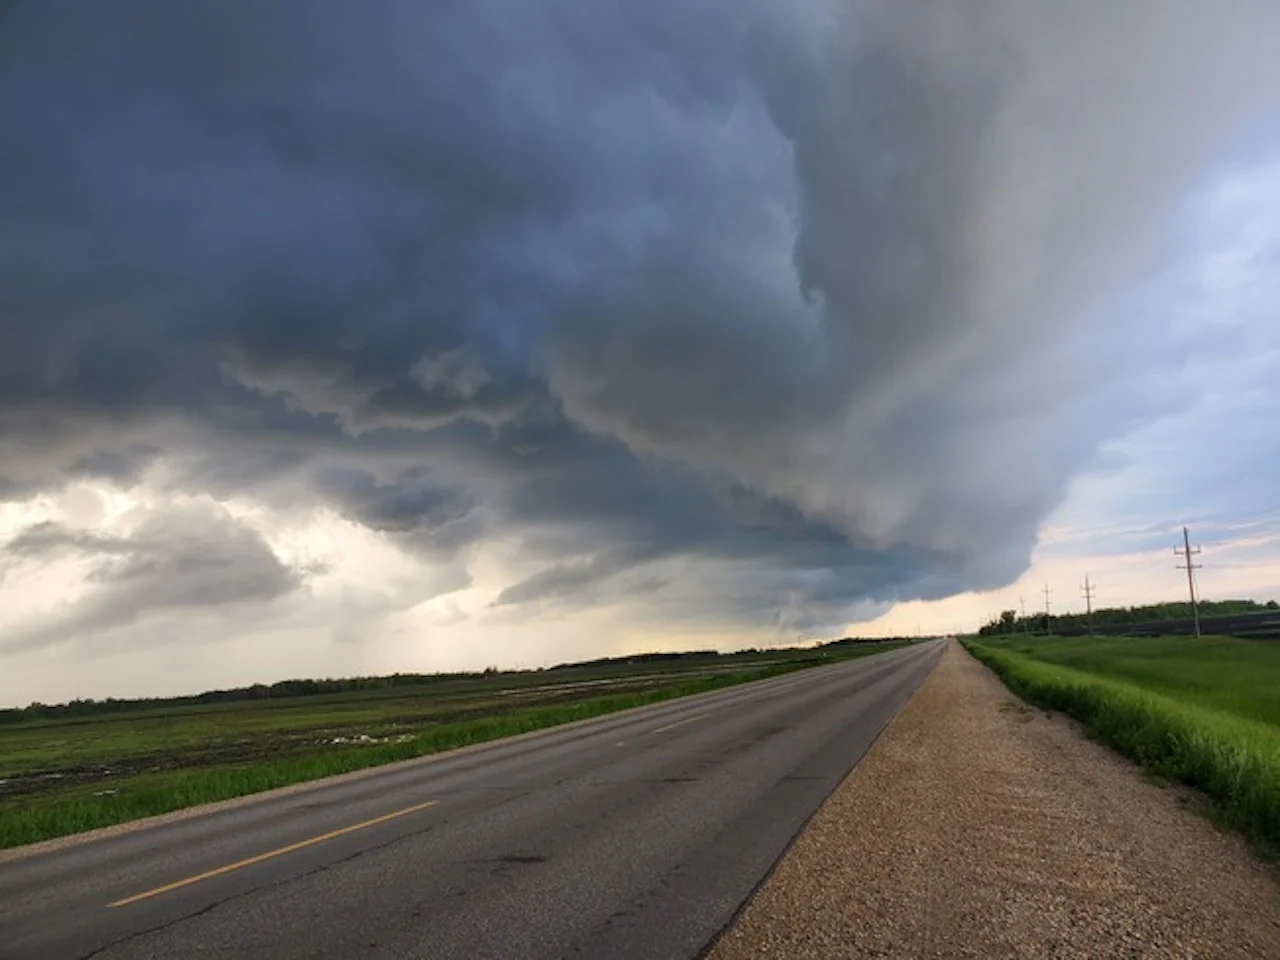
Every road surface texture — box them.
[0,640,942,960]
[710,642,1280,959]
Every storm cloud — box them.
[1,503,302,652]
[2,0,1278,657]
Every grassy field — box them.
[0,641,910,850]
[964,634,1280,852]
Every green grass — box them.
[964,635,1280,852]
[0,642,909,849]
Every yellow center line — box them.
[108,799,438,908]
[652,712,708,734]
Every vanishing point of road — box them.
[0,641,943,960]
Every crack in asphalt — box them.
[75,820,444,960]
[72,781,562,958]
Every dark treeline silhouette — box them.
[549,650,723,669]
[0,672,486,725]
[978,599,1279,637]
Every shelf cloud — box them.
[2,1,1277,684]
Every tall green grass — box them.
[965,637,1280,852]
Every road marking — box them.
[652,713,708,734]
[615,741,627,747]
[108,799,438,908]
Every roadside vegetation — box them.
[0,639,911,850]
[964,634,1280,853]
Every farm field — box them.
[965,634,1280,851]
[0,640,909,849]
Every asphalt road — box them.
[0,640,943,960]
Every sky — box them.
[1,1,1278,707]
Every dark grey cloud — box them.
[313,466,473,536]
[68,445,161,486]
[1,504,303,651]
[1,0,1278,642]
[6,522,131,559]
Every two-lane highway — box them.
[0,640,943,959]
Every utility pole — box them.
[1081,575,1096,636]
[1042,584,1052,635]
[1019,595,1028,634]
[1175,526,1202,638]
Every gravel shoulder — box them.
[709,641,1280,959]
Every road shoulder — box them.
[709,641,1280,959]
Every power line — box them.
[1175,526,1203,638]
[1081,575,1096,636]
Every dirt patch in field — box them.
[709,642,1280,959]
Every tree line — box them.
[978,598,1278,637]
[0,672,473,725]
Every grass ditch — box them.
[964,636,1280,854]
[1,644,907,849]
